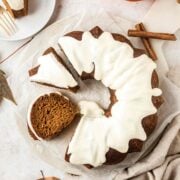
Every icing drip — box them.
[6,0,24,10]
[30,52,78,89]
[58,31,162,167]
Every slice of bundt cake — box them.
[27,92,79,140]
[29,47,79,92]
[2,0,28,18]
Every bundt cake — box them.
[58,26,163,168]
[28,26,163,168]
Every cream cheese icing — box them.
[58,31,162,167]
[6,0,24,10]
[30,52,78,89]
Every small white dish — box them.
[0,0,56,41]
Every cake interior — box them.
[28,93,78,140]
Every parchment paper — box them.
[6,6,180,180]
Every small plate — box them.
[0,0,56,41]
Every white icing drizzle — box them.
[6,0,24,10]
[58,31,162,167]
[30,52,78,89]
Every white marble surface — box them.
[0,0,156,179]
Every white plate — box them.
[0,0,56,41]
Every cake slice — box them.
[28,92,79,140]
[29,47,79,92]
[2,0,28,18]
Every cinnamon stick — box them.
[135,23,157,60]
[128,30,176,41]
[177,0,180,3]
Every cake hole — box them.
[77,79,111,110]
[57,78,113,112]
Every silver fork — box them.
[0,6,17,36]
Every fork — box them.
[0,6,17,36]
